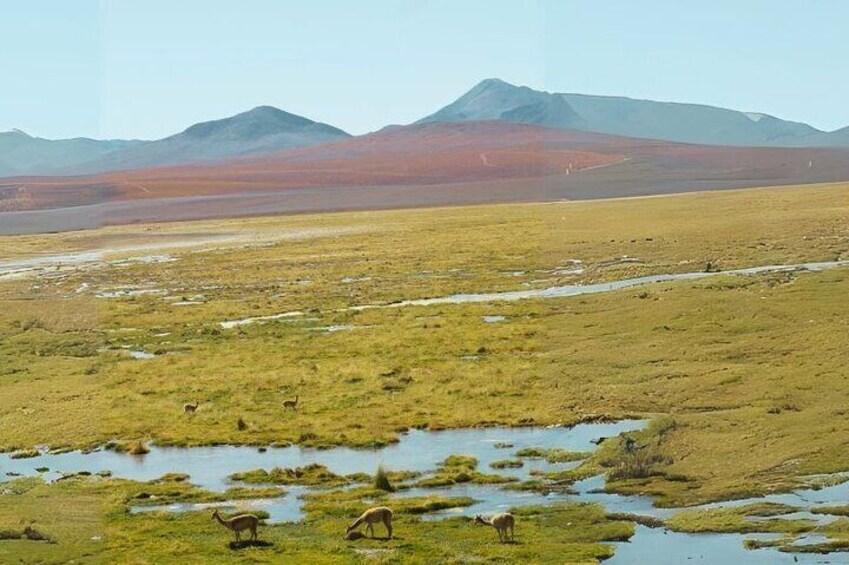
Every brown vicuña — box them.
[211,509,259,542]
[346,506,393,539]
[475,512,515,543]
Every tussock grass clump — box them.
[344,472,371,483]
[605,512,665,528]
[545,449,591,463]
[416,454,517,488]
[401,496,476,515]
[126,440,150,455]
[384,470,420,482]
[10,448,40,459]
[805,475,849,491]
[743,537,783,550]
[441,455,478,470]
[777,540,849,554]
[608,450,672,481]
[373,465,394,492]
[221,487,285,500]
[107,440,150,455]
[516,447,589,463]
[505,479,552,493]
[154,473,189,483]
[230,464,348,487]
[490,459,524,469]
[811,505,849,516]
[595,418,679,483]
[515,447,547,458]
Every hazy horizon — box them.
[3,0,847,139]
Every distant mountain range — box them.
[7,120,849,216]
[0,131,144,177]
[419,78,846,148]
[2,79,848,178]
[0,106,350,177]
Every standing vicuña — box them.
[346,506,393,539]
[283,395,299,410]
[475,512,515,543]
[211,509,259,542]
[183,401,199,414]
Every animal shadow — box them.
[345,533,401,542]
[228,539,273,550]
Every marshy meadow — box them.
[1,181,849,562]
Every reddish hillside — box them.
[0,123,635,211]
[2,121,849,232]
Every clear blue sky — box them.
[2,0,847,139]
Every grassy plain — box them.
[1,181,849,560]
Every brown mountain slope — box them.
[1,121,848,233]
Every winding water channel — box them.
[352,260,849,310]
[2,421,847,563]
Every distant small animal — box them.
[22,525,50,541]
[183,401,199,414]
[624,436,637,452]
[346,506,393,539]
[283,395,299,410]
[475,512,515,543]
[212,509,259,542]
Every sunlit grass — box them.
[0,475,634,563]
[1,180,848,516]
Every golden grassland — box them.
[1,181,849,561]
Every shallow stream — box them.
[3,421,847,562]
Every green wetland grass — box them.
[0,475,633,563]
[1,181,849,561]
